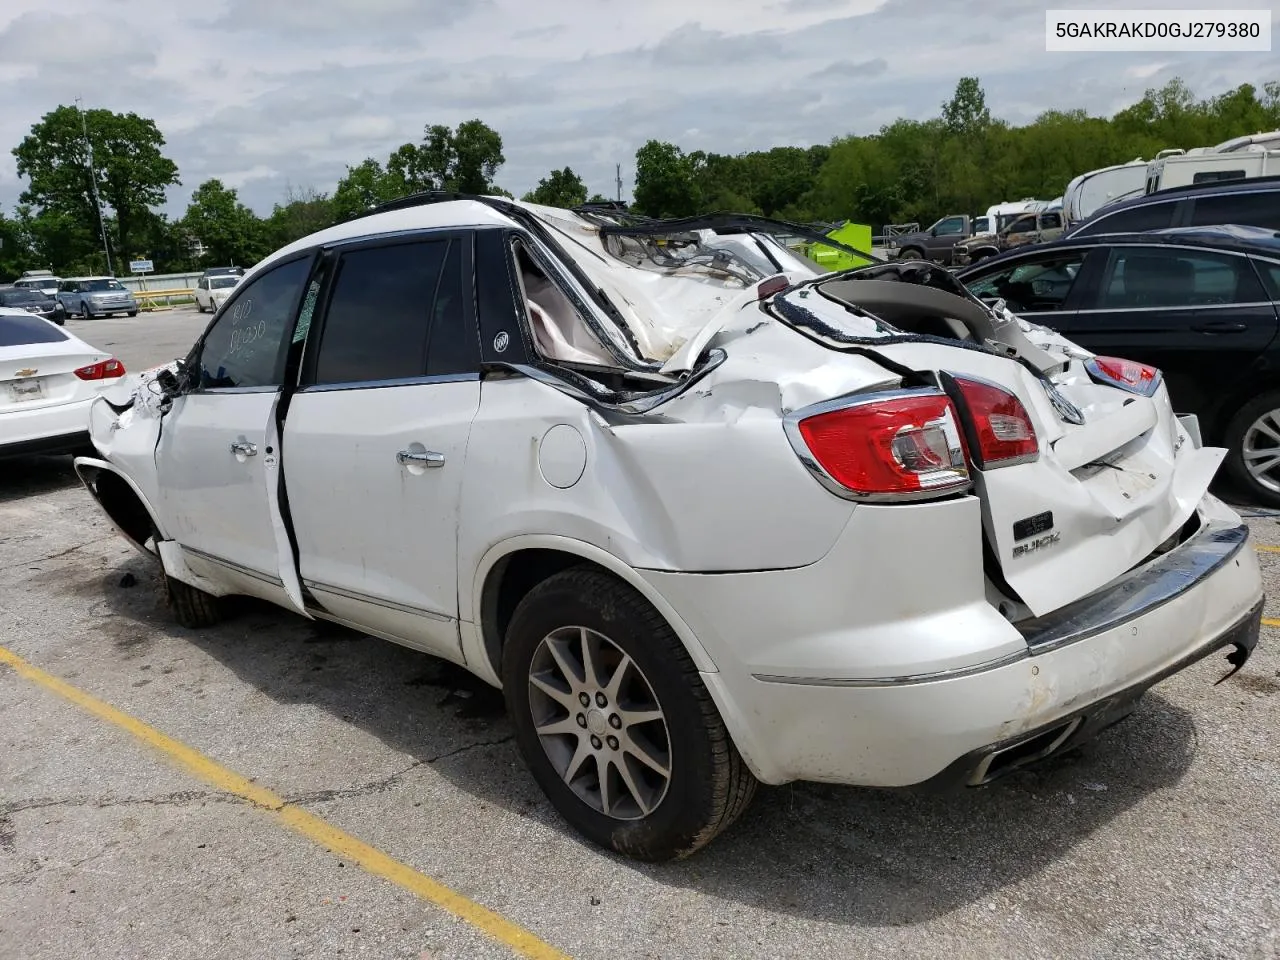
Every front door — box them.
[155,254,315,612]
[961,245,1094,327]
[282,232,482,660]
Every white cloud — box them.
[0,0,1276,215]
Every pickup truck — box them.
[892,214,976,266]
[951,210,1065,267]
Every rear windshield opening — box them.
[0,314,69,347]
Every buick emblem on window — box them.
[1044,382,1085,425]
[493,331,510,353]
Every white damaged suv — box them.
[75,195,1264,860]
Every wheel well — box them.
[1205,374,1280,444]
[89,469,156,552]
[479,549,613,676]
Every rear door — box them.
[282,232,481,661]
[154,254,315,612]
[1055,244,1280,419]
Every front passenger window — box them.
[963,252,1087,313]
[194,257,311,390]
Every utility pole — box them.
[615,164,623,202]
[75,97,113,276]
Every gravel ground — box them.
[2,311,1279,960]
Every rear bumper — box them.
[1,399,95,456]
[647,495,1265,786]
[917,595,1262,789]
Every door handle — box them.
[230,439,258,457]
[397,449,445,468]
[1192,320,1248,334]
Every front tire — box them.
[502,567,757,861]
[1224,391,1280,507]
[897,247,924,261]
[80,300,93,320]
[165,574,223,629]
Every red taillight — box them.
[951,375,1039,468]
[1085,355,1160,397]
[75,358,126,381]
[788,389,970,500]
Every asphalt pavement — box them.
[2,309,1279,960]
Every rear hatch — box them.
[0,315,109,413]
[773,267,1220,618]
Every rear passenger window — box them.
[1074,202,1174,237]
[1096,248,1267,309]
[1188,192,1280,230]
[312,237,476,385]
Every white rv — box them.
[1143,130,1280,193]
[1062,159,1148,225]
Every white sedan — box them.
[74,198,1264,861]
[0,308,130,458]
[194,274,241,313]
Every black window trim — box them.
[1073,242,1276,315]
[183,250,319,396]
[295,227,482,394]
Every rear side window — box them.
[1073,201,1175,237]
[312,238,473,386]
[1187,191,1280,230]
[1096,247,1267,309]
[0,314,68,346]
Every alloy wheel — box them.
[1242,409,1280,494]
[526,625,672,820]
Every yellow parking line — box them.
[0,645,571,960]
[1255,544,1280,554]
[1264,618,1280,628]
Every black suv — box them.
[1066,175,1280,238]
[956,224,1280,505]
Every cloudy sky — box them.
[0,0,1276,217]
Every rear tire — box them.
[502,566,757,861]
[80,300,93,320]
[165,574,223,629]
[127,310,137,318]
[1224,390,1280,508]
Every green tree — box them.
[390,119,506,194]
[12,105,179,272]
[0,212,38,281]
[180,179,267,266]
[522,166,588,207]
[941,77,993,139]
[265,184,337,247]
[632,141,701,217]
[331,158,406,221]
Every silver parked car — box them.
[57,277,139,319]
